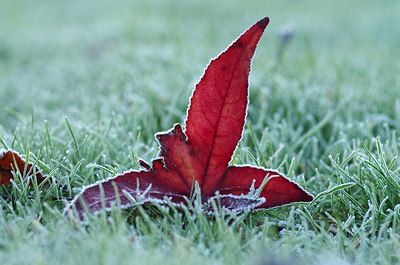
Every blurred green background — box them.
[1,0,399,130]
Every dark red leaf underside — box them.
[69,170,189,215]
[65,17,313,219]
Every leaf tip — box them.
[257,17,270,29]
[138,159,151,170]
[304,192,314,202]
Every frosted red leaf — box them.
[65,17,313,218]
[0,149,49,186]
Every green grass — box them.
[1,0,400,264]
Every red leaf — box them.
[69,170,189,215]
[185,17,269,192]
[217,166,313,208]
[0,150,49,186]
[65,17,313,219]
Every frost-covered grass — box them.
[1,0,400,264]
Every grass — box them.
[1,0,400,264]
